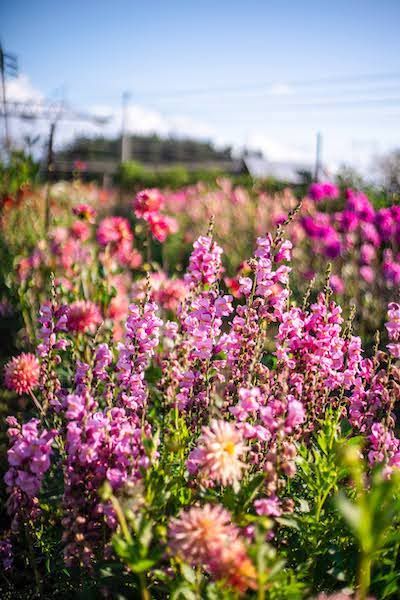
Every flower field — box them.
[0,178,400,599]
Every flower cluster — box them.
[133,188,178,242]
[308,181,340,202]
[300,188,400,291]
[386,302,400,358]
[4,417,55,531]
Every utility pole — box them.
[121,91,131,163]
[314,131,322,182]
[0,43,18,152]
[44,119,57,232]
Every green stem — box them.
[139,572,151,600]
[357,552,371,600]
[315,484,334,522]
[110,495,132,544]
[25,525,42,596]
[146,227,152,264]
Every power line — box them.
[1,100,110,123]
[145,97,400,121]
[133,71,400,99]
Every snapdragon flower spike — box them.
[184,235,223,288]
[175,289,233,413]
[4,417,55,532]
[222,235,292,397]
[229,386,305,499]
[37,301,70,410]
[386,302,400,358]
[37,302,70,358]
[117,301,162,411]
[62,390,150,567]
[93,343,113,381]
[276,294,363,395]
[253,234,292,321]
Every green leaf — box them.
[336,493,362,534]
[129,558,157,573]
[181,563,196,584]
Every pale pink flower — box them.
[187,419,248,489]
[168,504,256,592]
[168,503,234,564]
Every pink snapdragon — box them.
[5,417,55,531]
[386,302,400,358]
[184,235,223,288]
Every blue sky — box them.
[2,0,400,171]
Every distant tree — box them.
[335,164,366,190]
[57,134,233,165]
[378,149,400,195]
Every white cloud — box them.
[245,133,314,163]
[269,83,293,96]
[6,74,44,103]
[5,74,217,152]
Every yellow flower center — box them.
[223,441,236,456]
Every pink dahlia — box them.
[168,504,236,565]
[72,203,96,223]
[70,220,90,241]
[96,217,133,247]
[133,188,164,219]
[147,213,178,243]
[187,419,248,489]
[4,353,40,395]
[168,504,256,592]
[66,300,102,333]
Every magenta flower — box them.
[254,496,282,517]
[308,182,339,202]
[66,300,102,333]
[147,213,178,242]
[133,188,165,219]
[96,216,133,247]
[386,302,400,358]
